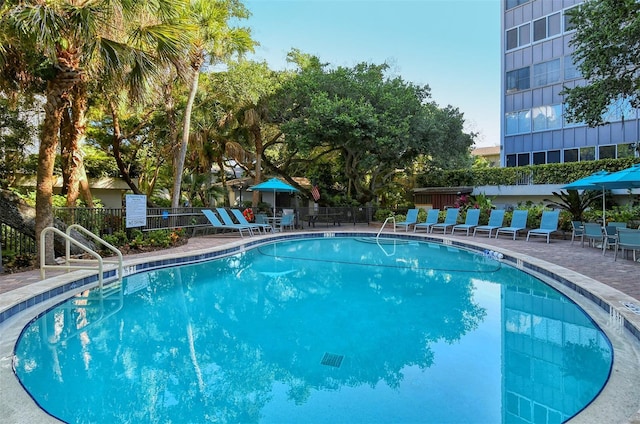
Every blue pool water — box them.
[14,237,612,423]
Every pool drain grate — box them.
[321,352,344,368]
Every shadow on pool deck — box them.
[1,224,637,299]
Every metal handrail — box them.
[66,224,123,282]
[40,225,123,290]
[377,216,396,239]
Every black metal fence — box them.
[1,206,377,270]
[1,222,37,259]
[51,206,375,235]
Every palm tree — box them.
[1,0,193,263]
[171,0,255,209]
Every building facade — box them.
[501,0,640,168]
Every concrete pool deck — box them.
[1,225,640,423]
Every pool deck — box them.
[1,225,640,423]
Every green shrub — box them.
[374,208,393,221]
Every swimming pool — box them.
[13,236,613,423]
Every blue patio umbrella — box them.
[562,170,611,223]
[594,163,640,190]
[248,178,299,216]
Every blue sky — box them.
[243,0,501,147]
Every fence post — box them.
[0,239,3,273]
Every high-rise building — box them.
[501,0,640,168]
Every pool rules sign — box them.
[125,194,147,228]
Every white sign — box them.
[125,194,147,228]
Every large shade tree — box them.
[263,60,474,204]
[0,0,193,262]
[562,0,640,128]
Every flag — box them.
[311,184,320,202]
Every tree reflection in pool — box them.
[14,237,612,423]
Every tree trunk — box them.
[252,122,263,207]
[37,83,67,265]
[172,56,203,209]
[60,109,73,196]
[65,83,93,207]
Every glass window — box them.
[507,67,530,92]
[602,97,636,122]
[580,146,595,161]
[599,145,616,159]
[506,112,519,135]
[548,13,561,37]
[533,18,546,41]
[505,110,531,135]
[548,150,561,163]
[532,105,562,131]
[533,151,546,165]
[564,7,577,31]
[618,143,638,158]
[518,110,531,133]
[507,28,518,50]
[564,148,578,162]
[563,103,583,127]
[564,55,581,80]
[506,154,517,167]
[533,59,561,87]
[506,0,529,10]
[517,153,530,166]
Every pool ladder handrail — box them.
[40,224,123,290]
[376,216,396,239]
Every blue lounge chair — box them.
[614,228,640,261]
[216,208,257,236]
[473,209,505,238]
[414,209,440,233]
[451,209,481,236]
[394,208,419,232]
[231,209,274,234]
[202,209,253,238]
[429,208,459,234]
[495,210,528,240]
[526,210,560,243]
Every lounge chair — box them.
[414,209,440,233]
[394,208,419,232]
[429,208,459,234]
[231,209,274,234]
[451,209,481,236]
[473,209,505,238]
[614,228,640,261]
[570,220,584,245]
[202,209,253,238]
[216,208,257,235]
[582,223,604,249]
[526,210,560,243]
[495,210,528,240]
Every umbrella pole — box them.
[602,188,606,224]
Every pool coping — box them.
[2,231,640,423]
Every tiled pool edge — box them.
[2,231,640,423]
